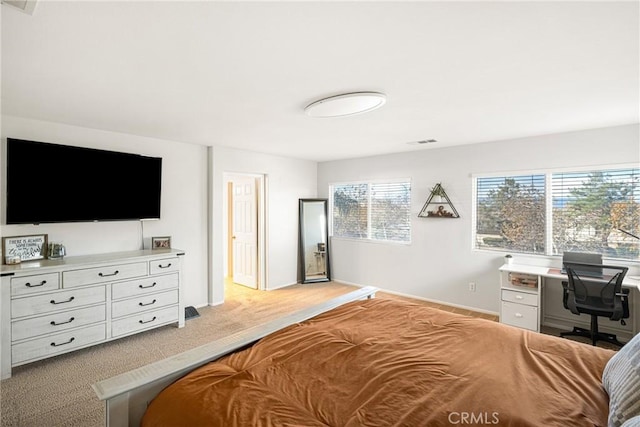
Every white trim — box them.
[330,236,412,246]
[266,281,298,291]
[327,177,412,187]
[334,279,499,316]
[470,162,639,179]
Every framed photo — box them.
[2,234,48,264]
[151,236,171,249]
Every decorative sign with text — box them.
[2,234,48,263]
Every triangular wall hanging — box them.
[418,183,460,218]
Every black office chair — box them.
[561,261,629,347]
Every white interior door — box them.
[232,177,258,288]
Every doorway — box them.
[223,173,267,291]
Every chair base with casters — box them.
[560,315,626,347]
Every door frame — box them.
[223,172,267,291]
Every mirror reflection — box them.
[299,199,330,283]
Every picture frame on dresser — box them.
[152,236,171,249]
[2,234,48,264]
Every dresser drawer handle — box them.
[26,280,47,288]
[139,282,157,289]
[51,337,75,347]
[51,317,75,326]
[515,295,524,300]
[50,296,75,305]
[515,313,523,318]
[139,316,157,324]
[157,263,172,269]
[98,270,119,277]
[139,299,157,307]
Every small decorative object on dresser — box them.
[48,243,66,259]
[2,234,48,264]
[152,236,171,249]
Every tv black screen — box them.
[6,138,162,224]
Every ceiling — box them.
[2,1,638,162]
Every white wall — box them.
[0,115,209,307]
[209,145,317,304]
[318,124,640,313]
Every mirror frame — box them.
[299,198,331,283]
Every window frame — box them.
[329,178,412,245]
[472,163,640,261]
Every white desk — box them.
[499,263,640,338]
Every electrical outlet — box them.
[469,282,476,292]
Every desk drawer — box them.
[501,301,538,332]
[501,289,538,307]
[11,273,60,297]
[63,262,147,288]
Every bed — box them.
[93,286,640,427]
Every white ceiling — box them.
[2,1,638,162]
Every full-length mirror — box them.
[299,199,330,283]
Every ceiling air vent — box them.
[2,0,37,15]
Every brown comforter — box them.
[142,298,614,426]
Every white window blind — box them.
[552,168,640,259]
[332,183,368,239]
[475,166,640,261]
[475,174,546,253]
[331,180,411,243]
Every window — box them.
[331,180,411,243]
[475,167,640,261]
[475,174,546,254]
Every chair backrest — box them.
[563,261,628,319]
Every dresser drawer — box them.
[11,285,106,318]
[501,301,538,332]
[149,257,180,275]
[63,262,147,288]
[12,305,106,342]
[111,305,178,338]
[11,273,60,297]
[501,289,538,307]
[12,323,106,365]
[112,290,179,318]
[111,273,178,300]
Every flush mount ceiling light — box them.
[304,92,386,118]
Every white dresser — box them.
[1,249,185,379]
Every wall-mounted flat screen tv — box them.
[6,138,162,224]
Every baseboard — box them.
[267,281,298,291]
[332,279,499,316]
